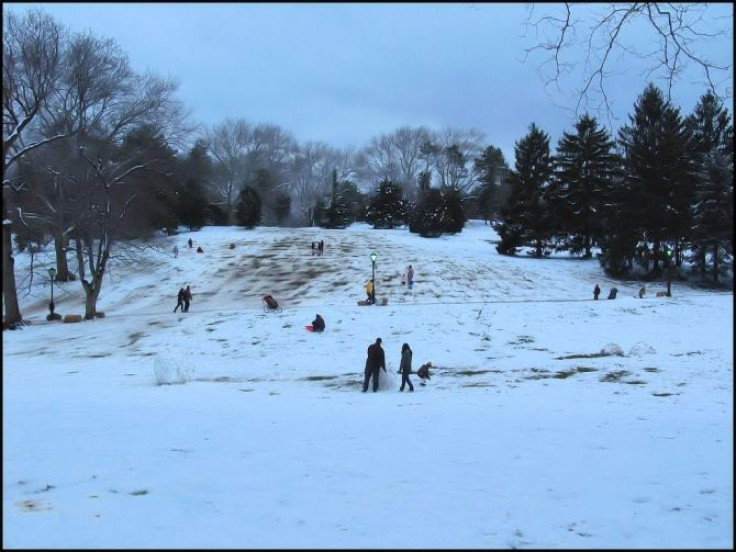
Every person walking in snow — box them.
[173,245,179,259]
[318,240,324,256]
[188,238,193,248]
[174,287,185,313]
[593,284,600,300]
[183,285,193,312]
[398,342,414,392]
[407,265,414,289]
[363,337,386,392]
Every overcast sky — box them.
[10,2,735,162]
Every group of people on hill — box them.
[364,264,416,305]
[174,285,193,313]
[362,337,432,393]
[593,284,617,300]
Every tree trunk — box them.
[713,239,719,283]
[2,218,23,326]
[53,230,71,281]
[83,276,102,320]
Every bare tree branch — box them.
[523,3,732,124]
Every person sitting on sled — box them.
[312,314,325,332]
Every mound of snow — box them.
[601,343,625,356]
[628,342,657,357]
[153,355,195,385]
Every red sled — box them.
[305,325,314,331]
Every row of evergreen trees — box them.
[187,83,732,285]
[493,84,732,283]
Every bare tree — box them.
[420,126,485,193]
[2,8,66,326]
[392,125,432,201]
[523,3,733,123]
[286,141,356,225]
[40,29,188,319]
[205,119,297,224]
[355,132,400,194]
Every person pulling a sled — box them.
[416,362,433,386]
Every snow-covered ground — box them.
[3,221,733,548]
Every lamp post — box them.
[48,267,57,319]
[370,252,377,305]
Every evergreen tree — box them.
[235,185,262,229]
[177,177,208,231]
[116,124,180,237]
[274,192,291,226]
[617,83,693,274]
[442,187,465,234]
[365,178,409,229]
[177,140,212,231]
[316,169,353,229]
[473,145,509,224]
[551,114,621,257]
[409,187,444,237]
[493,123,554,257]
[685,91,734,282]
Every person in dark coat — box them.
[608,287,618,300]
[416,362,432,386]
[188,238,193,248]
[318,240,324,255]
[174,287,185,313]
[398,343,414,392]
[362,337,386,392]
[312,314,325,332]
[183,285,193,312]
[593,284,601,300]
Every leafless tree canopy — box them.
[523,3,732,122]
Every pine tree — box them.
[551,114,621,257]
[235,185,262,229]
[274,192,291,226]
[473,145,510,224]
[685,91,734,282]
[617,83,693,274]
[316,169,354,229]
[442,187,465,234]
[409,187,444,237]
[493,123,554,257]
[365,178,409,229]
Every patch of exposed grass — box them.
[643,367,660,373]
[600,370,630,382]
[455,369,494,376]
[301,375,338,381]
[508,335,535,345]
[556,351,614,360]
